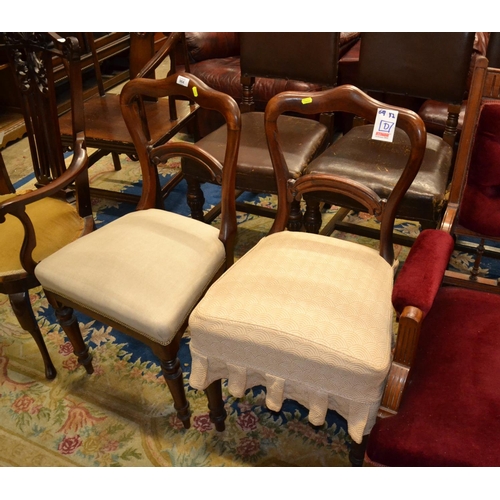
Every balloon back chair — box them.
[34,72,241,428]
[440,36,500,291]
[188,83,426,465]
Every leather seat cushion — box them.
[1,193,85,277]
[418,99,466,136]
[189,231,394,444]
[182,112,328,193]
[35,209,225,345]
[305,125,453,224]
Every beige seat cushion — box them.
[35,209,225,345]
[1,193,85,277]
[189,231,394,443]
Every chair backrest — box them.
[239,32,340,112]
[120,72,241,265]
[1,32,87,184]
[265,85,427,264]
[442,33,500,238]
[358,33,476,145]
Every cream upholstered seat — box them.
[189,230,394,442]
[36,209,225,345]
[188,83,427,466]
[33,72,241,429]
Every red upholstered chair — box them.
[440,45,500,290]
[366,229,500,466]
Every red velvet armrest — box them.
[392,229,455,317]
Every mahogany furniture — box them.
[34,73,241,428]
[181,32,339,230]
[417,32,492,139]
[187,83,426,466]
[179,32,360,138]
[304,32,476,240]
[366,228,500,466]
[58,32,197,206]
[440,42,500,291]
[0,33,95,379]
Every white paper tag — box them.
[176,75,190,87]
[372,108,399,142]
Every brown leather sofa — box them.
[178,32,360,136]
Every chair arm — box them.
[392,229,455,318]
[0,135,90,274]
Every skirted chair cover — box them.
[189,231,395,444]
[1,193,86,277]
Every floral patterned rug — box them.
[2,146,497,467]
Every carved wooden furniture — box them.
[187,84,426,466]
[34,73,241,428]
[304,32,476,240]
[57,32,197,206]
[366,228,500,466]
[0,33,95,380]
[440,41,500,291]
[182,32,339,230]
[0,32,132,150]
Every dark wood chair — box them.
[34,72,241,428]
[0,151,15,194]
[440,37,500,291]
[187,83,426,466]
[366,228,500,466]
[57,32,197,206]
[0,33,95,380]
[303,32,476,241]
[181,32,339,230]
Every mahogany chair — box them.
[440,37,500,291]
[303,32,476,241]
[187,84,426,465]
[34,73,241,428]
[58,32,197,206]
[366,228,500,466]
[181,32,339,230]
[0,33,94,380]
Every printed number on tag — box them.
[372,108,399,142]
[176,75,190,87]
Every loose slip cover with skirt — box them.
[189,230,394,444]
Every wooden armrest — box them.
[0,135,88,221]
[379,305,424,417]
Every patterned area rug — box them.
[2,145,498,467]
